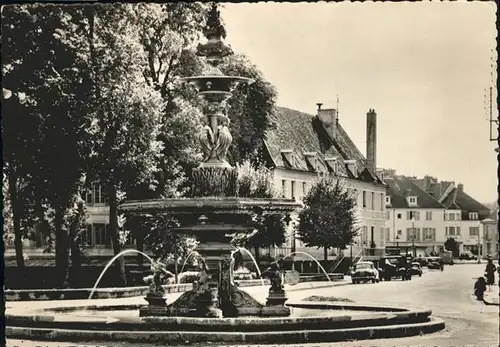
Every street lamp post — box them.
[411,217,416,257]
[396,235,400,255]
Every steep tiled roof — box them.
[441,188,460,209]
[454,190,491,219]
[412,179,453,201]
[385,176,444,209]
[264,106,381,184]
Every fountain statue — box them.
[119,4,300,318]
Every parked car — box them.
[409,262,423,277]
[378,255,412,281]
[351,261,380,284]
[416,256,428,267]
[459,252,477,261]
[427,256,444,270]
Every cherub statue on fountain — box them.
[198,117,215,161]
[148,260,174,295]
[214,116,232,162]
[262,259,285,293]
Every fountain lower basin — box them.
[5,300,445,344]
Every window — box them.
[370,226,375,242]
[425,211,432,221]
[291,181,296,200]
[362,191,367,208]
[456,213,461,221]
[409,197,417,204]
[371,192,375,210]
[422,228,436,241]
[302,182,307,195]
[397,213,402,219]
[82,225,93,245]
[448,226,456,236]
[281,180,286,198]
[94,223,110,246]
[469,227,480,236]
[362,226,368,244]
[444,213,448,221]
[457,226,461,235]
[448,213,455,221]
[380,193,384,211]
[386,210,390,220]
[469,212,478,220]
[385,228,391,241]
[406,227,421,241]
[386,196,391,205]
[407,211,420,220]
[85,183,106,204]
[397,229,402,236]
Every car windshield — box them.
[386,258,399,264]
[355,263,372,270]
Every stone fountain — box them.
[119,4,300,319]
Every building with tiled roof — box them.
[263,105,387,262]
[412,176,493,256]
[381,170,447,256]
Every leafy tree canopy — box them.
[297,176,359,253]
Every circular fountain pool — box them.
[6,300,445,344]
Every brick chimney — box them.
[366,109,377,174]
[316,103,337,139]
[457,183,464,192]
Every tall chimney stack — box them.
[366,109,377,174]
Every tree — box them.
[297,176,359,261]
[444,237,459,258]
[83,4,165,285]
[220,54,278,165]
[143,216,200,284]
[2,5,93,281]
[235,160,286,266]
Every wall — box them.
[272,168,387,258]
[386,208,446,244]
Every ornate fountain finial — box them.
[197,3,234,67]
[204,3,227,40]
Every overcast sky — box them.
[221,1,497,204]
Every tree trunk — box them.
[253,246,260,269]
[69,233,82,287]
[324,246,328,262]
[174,259,179,284]
[68,202,85,287]
[136,232,145,268]
[108,185,127,286]
[8,173,25,269]
[54,207,70,288]
[34,198,46,248]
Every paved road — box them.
[7,264,499,347]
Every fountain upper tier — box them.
[119,197,300,217]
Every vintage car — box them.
[409,261,423,277]
[351,261,380,284]
[427,256,444,270]
[378,255,412,281]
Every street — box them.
[6,264,499,347]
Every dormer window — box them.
[324,157,339,175]
[407,196,418,206]
[385,196,391,206]
[344,159,357,177]
[304,152,318,171]
[281,149,294,167]
[469,212,478,220]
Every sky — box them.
[220,1,497,204]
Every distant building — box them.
[263,105,387,262]
[412,176,491,256]
[382,172,446,257]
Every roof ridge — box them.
[403,176,445,208]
